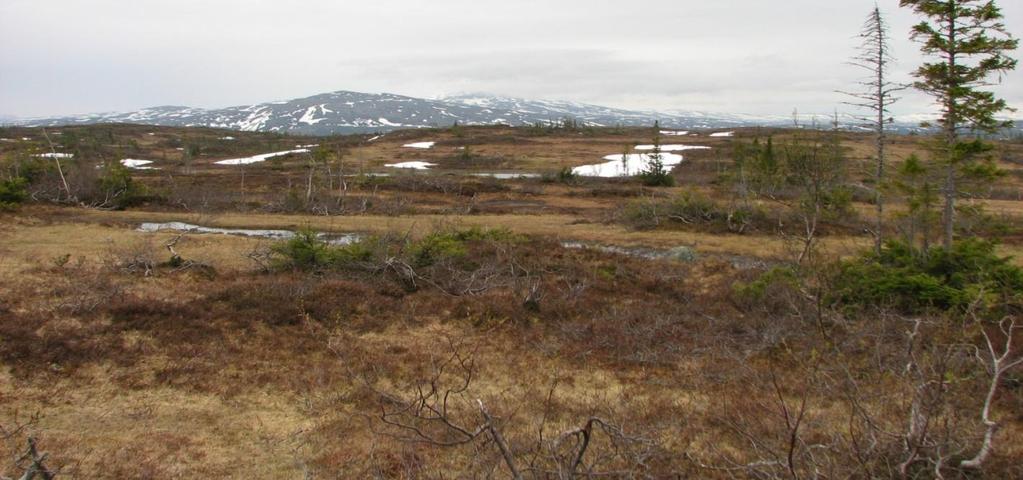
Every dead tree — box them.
[842,6,903,253]
[367,341,647,478]
[40,128,72,203]
[691,364,822,480]
[3,438,56,480]
[775,117,848,265]
[164,234,184,266]
[371,344,524,478]
[960,315,1022,469]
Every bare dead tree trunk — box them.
[41,128,72,203]
[164,233,183,264]
[15,437,56,480]
[366,340,648,478]
[306,154,315,204]
[477,400,523,480]
[961,316,1023,469]
[325,159,333,193]
[337,150,348,208]
[841,6,902,254]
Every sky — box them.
[1,0,1021,119]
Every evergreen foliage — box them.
[639,133,675,187]
[900,0,1018,247]
[830,239,1023,314]
[0,177,28,210]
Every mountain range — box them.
[3,90,988,135]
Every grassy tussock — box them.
[2,222,1021,477]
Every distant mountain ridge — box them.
[10,90,1014,135]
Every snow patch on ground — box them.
[470,173,542,179]
[368,135,382,142]
[219,136,236,140]
[710,131,734,137]
[572,152,685,178]
[137,222,360,245]
[34,153,74,159]
[385,161,436,170]
[634,145,711,152]
[403,142,435,149]
[214,149,310,166]
[561,241,698,262]
[121,159,158,170]
[660,130,689,136]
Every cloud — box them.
[1,0,1019,118]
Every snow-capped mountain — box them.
[440,94,690,127]
[18,92,492,134]
[12,90,992,135]
[15,91,788,134]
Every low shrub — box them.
[0,177,28,209]
[542,167,577,184]
[271,229,375,271]
[638,157,675,187]
[829,239,1023,315]
[732,266,801,313]
[409,227,522,268]
[97,160,150,209]
[621,192,765,233]
[409,232,469,268]
[272,226,522,272]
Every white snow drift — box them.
[634,145,712,152]
[572,143,711,178]
[384,161,436,170]
[120,159,158,170]
[710,132,735,137]
[403,142,436,149]
[137,222,360,245]
[214,149,310,166]
[573,152,685,178]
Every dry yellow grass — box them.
[0,216,261,275]
[8,205,1022,275]
[3,125,1022,477]
[2,366,314,478]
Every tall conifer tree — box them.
[900,0,1018,248]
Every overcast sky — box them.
[1,0,1020,118]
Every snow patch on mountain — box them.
[13,90,972,136]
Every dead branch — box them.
[6,438,56,480]
[366,339,650,478]
[960,315,1023,469]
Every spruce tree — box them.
[900,0,1018,248]
[640,131,674,187]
